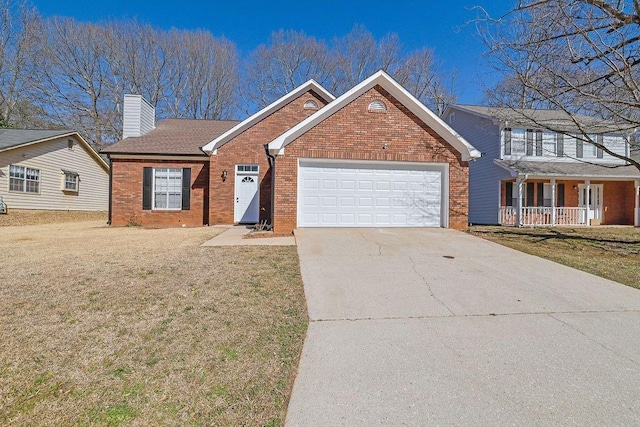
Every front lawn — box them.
[0,221,307,426]
[469,226,640,289]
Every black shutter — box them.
[596,134,604,158]
[557,133,564,157]
[181,168,191,210]
[526,183,535,207]
[576,138,583,158]
[505,182,513,206]
[537,182,544,206]
[142,167,152,210]
[504,128,512,155]
[526,130,534,155]
[535,130,543,156]
[557,183,565,207]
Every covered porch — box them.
[496,160,640,227]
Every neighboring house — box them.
[103,71,480,233]
[0,129,110,211]
[444,105,640,227]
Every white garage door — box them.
[298,159,447,227]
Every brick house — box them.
[103,71,480,233]
[444,104,640,227]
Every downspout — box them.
[107,155,112,225]
[264,144,276,230]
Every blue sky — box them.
[30,0,513,104]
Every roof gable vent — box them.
[368,100,387,112]
[303,100,319,110]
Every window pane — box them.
[511,129,526,154]
[542,132,556,156]
[9,178,23,192]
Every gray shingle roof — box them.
[102,119,240,156]
[0,129,75,151]
[496,159,640,179]
[453,105,632,134]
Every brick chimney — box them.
[122,94,155,139]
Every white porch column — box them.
[585,179,591,226]
[635,180,640,227]
[516,176,524,227]
[551,178,557,226]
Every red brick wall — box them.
[272,85,470,234]
[209,90,330,225]
[603,181,634,225]
[110,158,209,227]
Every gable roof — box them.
[0,128,109,171]
[449,104,631,134]
[268,70,481,161]
[0,129,76,151]
[201,80,335,155]
[102,118,239,156]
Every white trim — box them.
[202,80,335,155]
[269,71,480,161]
[296,158,449,228]
[634,180,640,226]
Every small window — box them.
[62,171,79,192]
[236,164,259,173]
[67,139,74,150]
[9,165,40,193]
[303,100,319,110]
[368,100,387,112]
[448,113,456,124]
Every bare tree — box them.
[394,48,458,116]
[242,29,332,111]
[478,0,640,169]
[330,24,403,94]
[0,0,43,127]
[161,30,238,120]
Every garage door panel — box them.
[298,161,444,228]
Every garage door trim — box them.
[297,158,449,228]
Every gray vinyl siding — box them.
[0,136,109,211]
[122,94,155,139]
[448,108,511,225]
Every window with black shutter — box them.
[535,130,543,156]
[142,167,152,210]
[557,133,564,157]
[576,138,584,158]
[526,182,535,206]
[504,128,512,155]
[557,183,565,207]
[505,182,513,206]
[181,168,191,210]
[596,134,604,158]
[526,129,534,155]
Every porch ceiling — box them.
[495,160,640,180]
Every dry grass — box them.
[469,226,640,289]
[0,209,108,227]
[0,222,307,426]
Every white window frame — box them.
[152,168,182,210]
[62,171,79,192]
[9,165,40,194]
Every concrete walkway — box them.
[287,228,640,426]
[201,225,295,246]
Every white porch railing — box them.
[500,207,589,226]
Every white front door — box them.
[578,184,603,222]
[234,164,259,223]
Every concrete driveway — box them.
[286,228,640,426]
